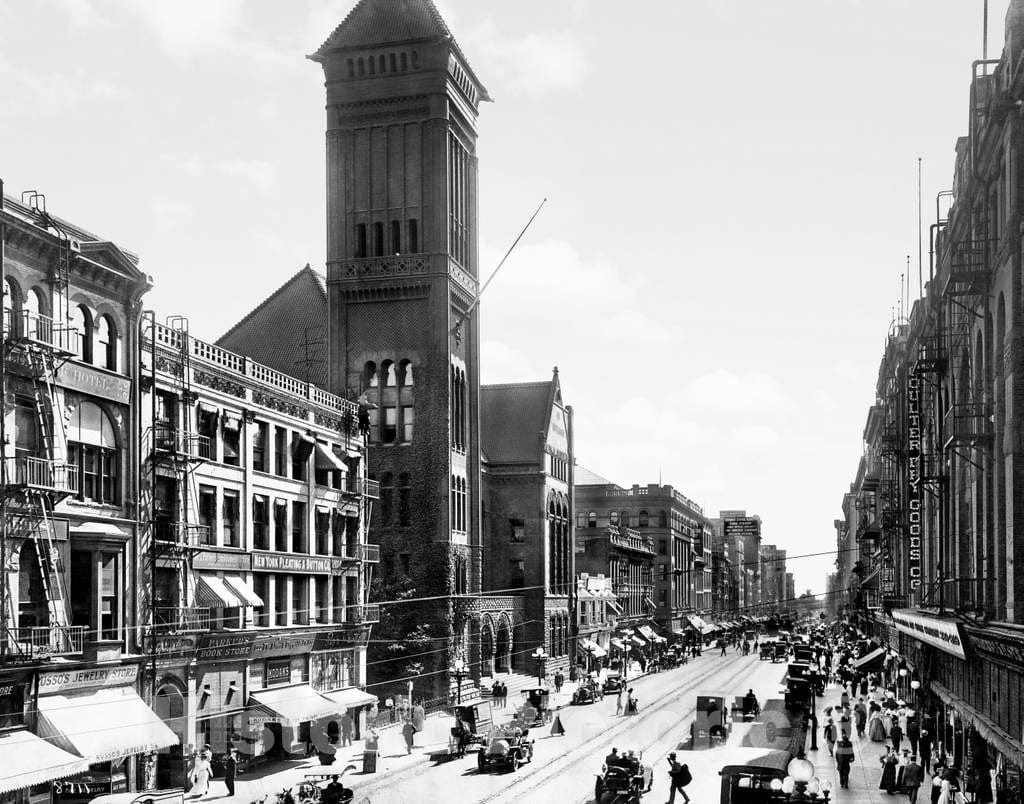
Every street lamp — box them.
[531,647,549,686]
[452,658,467,705]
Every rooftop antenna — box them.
[983,0,989,66]
[452,198,547,342]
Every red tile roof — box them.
[216,264,329,389]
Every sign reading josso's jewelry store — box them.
[906,375,922,591]
[892,609,966,659]
[38,664,140,695]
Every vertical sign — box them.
[906,375,922,591]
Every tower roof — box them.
[309,0,490,101]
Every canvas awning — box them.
[610,637,626,650]
[590,644,608,657]
[224,575,263,607]
[701,623,719,635]
[315,442,347,472]
[320,687,378,711]
[0,729,90,794]
[687,614,707,631]
[854,646,887,670]
[248,685,339,727]
[605,600,622,614]
[637,625,657,640]
[36,687,178,763]
[196,574,242,608]
[630,635,645,646]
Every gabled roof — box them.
[481,367,569,465]
[216,264,329,389]
[575,465,616,487]
[309,0,490,101]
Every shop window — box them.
[222,490,239,547]
[67,401,120,505]
[274,499,288,551]
[252,421,268,472]
[292,501,307,553]
[96,314,118,371]
[253,495,269,550]
[198,486,217,545]
[222,415,241,466]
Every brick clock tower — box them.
[311,0,490,698]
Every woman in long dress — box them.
[879,748,898,794]
[189,754,212,798]
[869,711,887,742]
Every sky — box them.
[0,0,1011,596]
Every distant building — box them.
[576,573,618,673]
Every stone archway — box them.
[480,616,496,677]
[495,616,511,673]
[153,679,188,788]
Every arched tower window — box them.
[399,359,413,387]
[364,361,378,389]
[381,360,397,387]
[97,315,118,372]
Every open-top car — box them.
[594,752,648,804]
[573,678,605,705]
[477,725,534,773]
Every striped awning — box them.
[0,730,89,794]
[196,574,241,608]
[224,575,263,607]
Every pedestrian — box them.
[626,688,638,715]
[839,708,852,740]
[222,748,237,798]
[719,640,727,657]
[554,670,563,692]
[340,711,354,747]
[499,681,507,709]
[412,701,425,731]
[930,762,947,804]
[666,752,691,804]
[869,710,887,742]
[549,712,565,736]
[891,721,904,754]
[919,729,932,773]
[615,687,625,716]
[907,717,920,757]
[401,719,416,754]
[189,752,212,798]
[491,679,501,706]
[904,755,924,804]
[855,699,867,738]
[835,735,855,788]
[841,689,850,709]
[823,718,837,757]
[880,747,899,794]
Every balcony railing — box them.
[943,403,993,449]
[1,625,86,658]
[151,426,211,459]
[4,456,78,494]
[360,543,380,563]
[154,521,211,548]
[2,309,79,355]
[153,606,212,632]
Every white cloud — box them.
[481,340,538,384]
[0,54,127,117]
[685,369,794,414]
[466,23,589,96]
[179,156,276,195]
[126,0,247,57]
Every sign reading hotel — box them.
[906,376,922,591]
[56,362,132,405]
[252,552,341,574]
[38,663,140,694]
[892,608,966,659]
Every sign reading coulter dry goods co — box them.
[38,663,140,694]
[892,609,966,659]
[906,375,923,591]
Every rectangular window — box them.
[315,508,330,555]
[292,576,308,625]
[252,421,268,472]
[332,510,345,556]
[366,408,379,441]
[197,408,217,459]
[510,518,525,543]
[391,220,401,254]
[222,490,240,547]
[155,392,176,427]
[373,222,384,256]
[510,559,525,588]
[292,501,307,553]
[408,219,419,252]
[274,427,288,476]
[253,495,269,550]
[355,223,367,258]
[382,406,397,443]
[274,499,288,551]
[252,574,269,626]
[198,486,217,545]
[275,575,288,626]
[399,553,411,577]
[315,577,329,623]
[100,553,119,641]
[401,406,414,442]
[291,434,308,481]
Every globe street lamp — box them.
[452,658,467,705]
[531,647,549,686]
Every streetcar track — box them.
[473,655,761,804]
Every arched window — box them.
[357,57,365,76]
[382,360,397,387]
[609,511,619,525]
[658,510,668,528]
[3,278,18,337]
[364,361,378,389]
[378,55,386,74]
[587,511,597,528]
[67,401,119,503]
[398,359,413,387]
[97,315,118,371]
[638,510,649,527]
[70,304,93,363]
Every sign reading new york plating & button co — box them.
[252,551,343,574]
[891,609,966,659]
[37,664,140,695]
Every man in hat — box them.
[903,755,923,804]
[666,752,691,803]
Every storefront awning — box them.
[224,575,263,607]
[637,625,657,640]
[686,614,707,631]
[196,574,242,608]
[249,684,339,727]
[630,635,645,646]
[315,442,347,472]
[853,646,887,670]
[36,687,178,763]
[610,637,626,650]
[931,681,1020,764]
[701,623,718,635]
[590,644,608,657]
[605,600,622,614]
[320,687,378,711]
[0,729,90,794]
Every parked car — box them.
[602,672,625,693]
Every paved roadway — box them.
[340,649,791,804]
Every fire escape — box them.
[1,192,84,660]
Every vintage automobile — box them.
[784,676,814,711]
[771,642,790,663]
[517,688,551,727]
[449,701,493,755]
[594,753,648,804]
[572,678,605,705]
[758,640,776,661]
[679,695,731,750]
[793,644,815,664]
[602,672,625,694]
[476,726,534,773]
